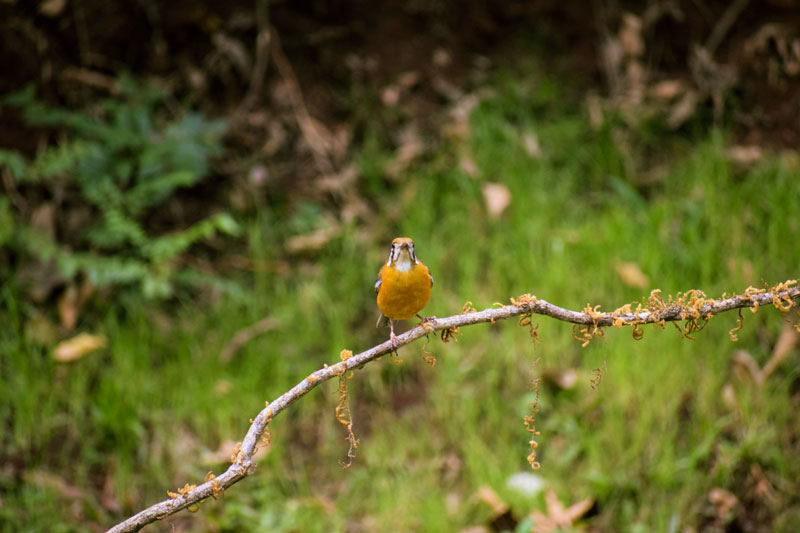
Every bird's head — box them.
[387,237,417,270]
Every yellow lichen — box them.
[524,359,542,470]
[441,326,460,343]
[590,361,607,390]
[728,308,744,342]
[335,358,359,468]
[230,442,242,464]
[167,483,197,499]
[421,335,436,366]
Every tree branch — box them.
[107,281,799,532]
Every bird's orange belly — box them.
[377,266,431,320]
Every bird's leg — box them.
[416,313,437,334]
[389,319,399,350]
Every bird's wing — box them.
[430,272,434,287]
[375,268,384,328]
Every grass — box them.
[2,66,800,532]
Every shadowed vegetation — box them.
[3,56,800,532]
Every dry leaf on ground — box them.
[475,485,509,517]
[529,489,593,532]
[53,333,107,362]
[482,182,511,218]
[615,261,649,288]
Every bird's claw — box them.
[416,314,437,334]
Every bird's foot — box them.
[388,331,404,363]
[416,314,437,334]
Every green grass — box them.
[2,67,800,532]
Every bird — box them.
[375,237,434,348]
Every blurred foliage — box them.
[2,5,800,529]
[3,59,800,533]
[0,76,239,298]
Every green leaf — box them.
[2,76,233,299]
[0,197,13,246]
[142,213,240,263]
[125,170,197,213]
[27,141,91,182]
[64,253,149,286]
[86,209,148,248]
[0,149,26,180]
[141,271,173,299]
[1,83,36,107]
[213,213,241,236]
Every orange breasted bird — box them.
[375,237,434,347]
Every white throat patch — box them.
[394,255,414,271]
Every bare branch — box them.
[107,282,799,532]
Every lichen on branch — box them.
[108,280,799,532]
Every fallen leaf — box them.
[58,285,79,331]
[749,463,779,507]
[475,485,508,517]
[101,461,121,512]
[482,182,510,218]
[39,0,67,17]
[727,145,763,165]
[445,492,462,516]
[317,164,358,195]
[530,489,594,532]
[443,92,484,139]
[522,132,542,158]
[53,333,107,362]
[459,154,479,178]
[433,48,452,67]
[721,382,738,413]
[220,316,279,363]
[619,13,644,57]
[649,79,685,100]
[615,261,649,288]
[386,127,425,177]
[381,71,421,106]
[212,33,251,77]
[58,280,95,331]
[381,86,401,106]
[732,349,762,385]
[286,224,340,254]
[668,90,699,129]
[25,470,86,501]
[762,319,799,380]
[709,487,738,520]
